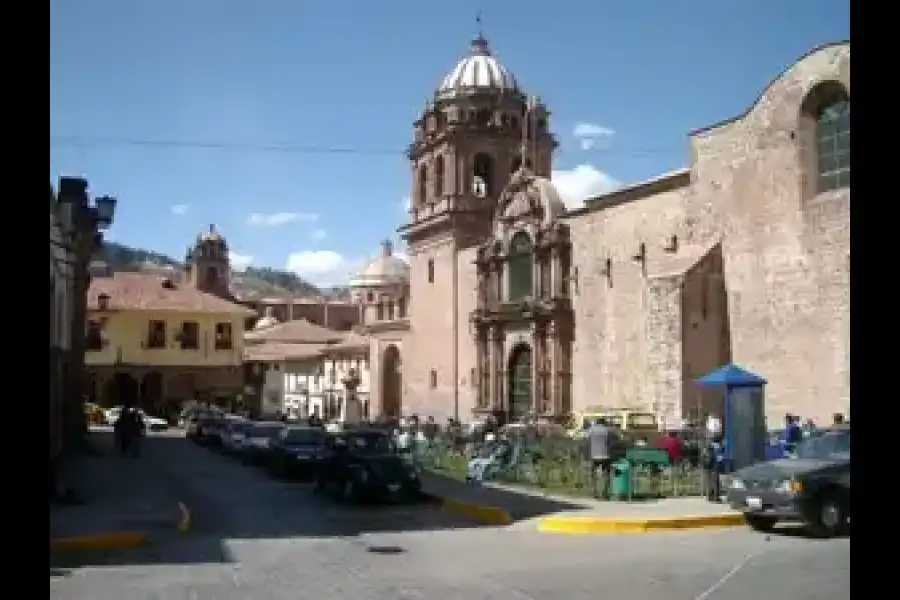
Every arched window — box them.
[433,155,444,199]
[417,165,428,205]
[508,232,533,302]
[472,153,494,198]
[816,99,850,192]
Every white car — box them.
[104,406,169,432]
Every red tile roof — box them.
[243,342,329,362]
[88,273,255,315]
[243,318,343,344]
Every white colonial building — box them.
[244,311,371,421]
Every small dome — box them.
[500,167,567,227]
[253,306,280,330]
[349,239,410,288]
[435,35,519,101]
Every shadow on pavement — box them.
[419,471,585,522]
[54,431,581,569]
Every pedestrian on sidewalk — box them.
[588,418,617,500]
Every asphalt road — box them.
[50,430,850,600]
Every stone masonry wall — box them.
[405,234,459,421]
[567,186,688,413]
[689,43,850,424]
[644,276,683,426]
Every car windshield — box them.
[795,431,850,460]
[283,428,324,446]
[229,421,251,433]
[249,424,283,438]
[347,433,394,453]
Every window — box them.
[376,300,384,321]
[816,100,850,192]
[147,320,166,348]
[433,155,444,198]
[85,319,104,351]
[508,232,533,302]
[470,367,476,387]
[215,322,233,350]
[418,165,428,205]
[397,297,407,318]
[472,153,494,198]
[387,300,394,321]
[427,259,435,283]
[700,274,710,321]
[180,321,200,350]
[430,369,438,389]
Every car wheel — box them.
[342,480,356,503]
[744,515,777,533]
[807,493,847,538]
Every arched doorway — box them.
[381,345,402,419]
[507,344,532,423]
[140,372,163,413]
[109,372,139,407]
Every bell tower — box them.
[401,32,556,249]
[398,27,557,421]
[186,224,231,299]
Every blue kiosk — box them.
[696,364,768,472]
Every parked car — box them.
[727,425,850,537]
[186,410,221,441]
[104,406,170,432]
[221,418,253,455]
[267,426,326,479]
[315,429,421,503]
[240,421,286,466]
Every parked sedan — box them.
[240,421,286,466]
[727,425,850,537]
[267,426,326,479]
[315,429,421,503]
[221,418,253,455]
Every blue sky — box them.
[50,0,849,286]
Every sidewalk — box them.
[50,429,189,552]
[420,471,744,534]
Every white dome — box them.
[436,36,519,101]
[349,240,410,288]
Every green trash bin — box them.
[609,459,633,500]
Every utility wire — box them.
[50,134,682,157]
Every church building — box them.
[358,36,850,427]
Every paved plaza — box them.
[50,431,850,600]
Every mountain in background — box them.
[98,241,349,300]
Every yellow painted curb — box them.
[439,497,514,526]
[50,531,148,552]
[537,512,746,534]
[177,501,192,534]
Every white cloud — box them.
[170,204,189,215]
[285,250,355,286]
[552,164,620,209]
[246,212,318,227]
[229,251,254,272]
[572,122,615,150]
[311,228,327,243]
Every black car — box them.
[315,429,421,503]
[726,426,850,537]
[240,421,286,466]
[267,426,326,479]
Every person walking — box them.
[588,418,617,500]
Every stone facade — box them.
[364,39,849,427]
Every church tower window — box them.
[472,153,494,198]
[418,164,428,206]
[433,155,445,199]
[508,232,533,302]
